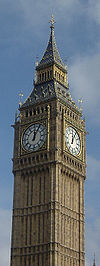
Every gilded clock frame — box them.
[63,111,84,161]
[65,125,81,156]
[21,122,47,153]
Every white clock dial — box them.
[65,126,81,155]
[22,123,47,152]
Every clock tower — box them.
[10,16,86,266]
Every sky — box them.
[0,0,100,265]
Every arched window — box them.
[30,110,32,116]
[37,107,40,114]
[26,111,28,117]
[48,71,49,79]
[50,70,53,78]
[42,73,44,81]
[33,109,36,115]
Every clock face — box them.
[65,126,81,155]
[22,123,47,152]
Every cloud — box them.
[85,260,90,266]
[87,155,100,180]
[86,215,100,265]
[12,0,100,29]
[0,209,11,266]
[69,51,100,124]
[13,0,84,30]
[85,155,100,265]
[87,0,100,24]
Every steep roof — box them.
[36,15,66,71]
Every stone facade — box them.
[10,17,86,266]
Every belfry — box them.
[10,16,86,266]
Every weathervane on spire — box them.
[50,14,56,28]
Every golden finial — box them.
[49,14,56,28]
[66,70,69,88]
[78,98,83,111]
[19,91,23,107]
[35,56,39,67]
[64,58,68,87]
[34,56,38,84]
[19,113,22,123]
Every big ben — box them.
[10,16,86,266]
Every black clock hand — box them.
[71,131,77,144]
[71,130,74,144]
[73,132,77,142]
[32,125,36,141]
[32,124,40,141]
[35,124,40,135]
[32,132,35,141]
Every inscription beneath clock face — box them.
[22,123,47,152]
[65,126,81,155]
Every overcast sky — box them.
[0,0,100,265]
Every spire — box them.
[36,15,66,72]
[93,253,96,266]
[21,16,69,109]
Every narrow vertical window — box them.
[42,254,44,266]
[44,176,45,203]
[70,218,71,248]
[38,214,40,243]
[72,182,74,210]
[43,214,44,242]
[27,178,29,206]
[30,215,32,245]
[26,111,28,117]
[29,256,31,265]
[50,70,53,78]
[42,73,44,81]
[48,71,49,79]
[30,110,32,116]
[31,177,33,205]
[37,254,39,266]
[39,177,41,204]
[24,256,26,266]
[25,216,28,245]
[20,255,22,264]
